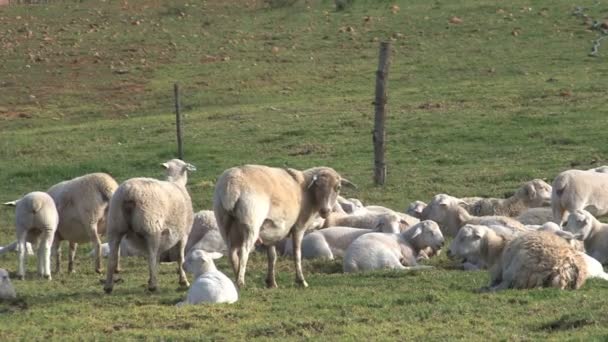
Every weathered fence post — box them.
[373,42,391,185]
[174,83,184,160]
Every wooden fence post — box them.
[373,42,391,185]
[174,83,184,160]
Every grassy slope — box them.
[1,0,608,339]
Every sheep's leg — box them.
[551,200,566,225]
[292,229,309,288]
[146,235,161,292]
[17,231,27,280]
[236,226,256,289]
[89,221,103,274]
[104,233,124,294]
[38,230,53,280]
[266,245,278,288]
[176,237,189,288]
[67,242,77,274]
[52,237,62,274]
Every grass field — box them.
[1,0,608,339]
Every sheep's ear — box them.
[3,200,17,207]
[472,231,482,240]
[209,252,223,260]
[161,162,169,169]
[340,178,358,190]
[410,227,422,239]
[524,184,536,197]
[185,163,197,172]
[307,174,318,189]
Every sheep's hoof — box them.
[95,268,103,274]
[42,274,51,280]
[179,279,190,288]
[296,279,309,288]
[115,268,122,274]
[148,284,158,292]
[237,280,246,289]
[104,286,113,294]
[266,279,278,289]
[17,274,25,281]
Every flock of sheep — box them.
[3,161,608,305]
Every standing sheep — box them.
[563,209,608,264]
[213,165,355,288]
[176,249,238,306]
[551,169,608,225]
[5,192,58,280]
[104,159,196,293]
[47,172,118,274]
[343,220,444,273]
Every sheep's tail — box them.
[215,170,242,214]
[96,176,118,204]
[552,173,569,198]
[402,265,434,271]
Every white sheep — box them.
[551,169,608,225]
[0,242,34,256]
[481,230,588,291]
[460,179,552,217]
[343,220,444,273]
[588,165,608,173]
[515,207,553,225]
[47,172,118,274]
[563,209,608,264]
[405,200,427,219]
[336,196,364,214]
[363,205,420,229]
[213,165,355,288]
[447,224,518,271]
[322,211,403,233]
[0,269,16,300]
[176,250,238,306]
[5,192,58,280]
[421,194,525,237]
[104,159,196,293]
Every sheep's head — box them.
[162,159,196,186]
[421,194,463,226]
[521,179,552,207]
[406,200,427,219]
[591,165,608,173]
[409,220,444,253]
[372,213,401,234]
[305,167,356,219]
[337,196,363,214]
[183,249,222,277]
[446,224,487,261]
[0,269,10,283]
[563,209,595,241]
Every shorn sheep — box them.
[563,209,608,264]
[47,172,118,274]
[551,169,608,225]
[460,179,552,217]
[0,269,16,300]
[104,159,196,293]
[343,220,444,273]
[213,165,355,288]
[4,192,58,280]
[480,230,588,291]
[176,249,238,306]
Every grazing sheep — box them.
[47,172,118,274]
[0,269,16,300]
[104,159,196,293]
[176,250,238,306]
[551,169,608,225]
[343,220,444,273]
[563,209,608,264]
[5,192,59,280]
[515,207,553,225]
[0,242,34,256]
[422,194,526,237]
[213,165,355,288]
[447,224,519,270]
[480,230,587,291]
[406,200,427,219]
[460,179,552,217]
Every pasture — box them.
[1,0,608,339]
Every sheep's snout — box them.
[319,208,330,219]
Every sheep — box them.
[103,159,196,293]
[322,211,403,233]
[515,207,553,225]
[562,209,608,264]
[213,164,355,288]
[588,165,608,173]
[0,242,34,256]
[4,192,58,280]
[460,179,552,217]
[47,172,118,274]
[343,220,444,273]
[421,194,526,237]
[336,196,364,214]
[551,169,608,225]
[363,205,420,229]
[406,200,427,219]
[481,230,588,291]
[176,250,238,306]
[0,269,16,300]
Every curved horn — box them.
[340,178,358,189]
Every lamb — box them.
[551,169,608,225]
[421,194,526,237]
[406,200,427,219]
[0,269,16,300]
[47,172,118,274]
[563,209,608,264]
[213,164,355,288]
[104,159,196,293]
[460,179,552,217]
[515,207,553,225]
[480,230,588,291]
[343,220,444,273]
[4,192,59,280]
[176,250,238,306]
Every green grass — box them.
[1,0,608,339]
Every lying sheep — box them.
[406,201,427,219]
[588,165,608,173]
[447,224,518,271]
[460,179,552,217]
[337,197,364,214]
[422,194,526,237]
[515,207,553,225]
[104,159,196,293]
[176,250,238,306]
[563,209,608,264]
[343,220,444,273]
[551,169,608,225]
[363,205,420,229]
[323,210,405,234]
[47,172,119,274]
[480,230,587,291]
[0,269,16,300]
[0,242,34,256]
[5,192,59,280]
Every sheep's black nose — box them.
[319,208,330,218]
